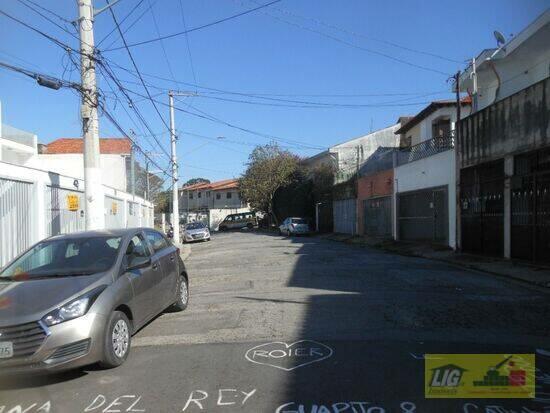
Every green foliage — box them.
[239,143,300,222]
[183,177,210,187]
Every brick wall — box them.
[357,169,393,234]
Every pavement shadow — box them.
[269,235,550,412]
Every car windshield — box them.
[0,236,122,279]
[291,218,307,224]
[185,222,205,230]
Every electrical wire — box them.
[246,0,462,64]
[105,0,174,138]
[103,0,283,52]
[97,0,147,47]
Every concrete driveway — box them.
[1,231,549,412]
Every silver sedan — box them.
[182,222,211,243]
[0,228,188,374]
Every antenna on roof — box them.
[493,30,506,47]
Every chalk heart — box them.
[245,340,333,371]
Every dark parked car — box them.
[0,228,188,374]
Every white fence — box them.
[0,161,154,267]
[333,198,357,235]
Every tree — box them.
[154,190,171,213]
[239,143,300,224]
[183,177,210,187]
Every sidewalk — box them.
[317,233,550,289]
[176,243,191,262]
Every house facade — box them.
[393,99,471,248]
[0,102,37,167]
[179,179,250,230]
[356,147,396,237]
[35,137,131,192]
[456,10,550,261]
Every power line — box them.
[103,0,283,52]
[0,59,80,89]
[247,0,462,64]
[236,1,451,77]
[15,0,78,40]
[177,0,198,88]
[0,8,79,53]
[97,0,147,47]
[146,0,178,83]
[105,0,173,138]
[97,59,173,161]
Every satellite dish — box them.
[494,30,506,47]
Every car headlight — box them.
[42,286,106,326]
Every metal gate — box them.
[363,196,392,237]
[398,187,448,243]
[45,185,85,237]
[511,149,550,262]
[460,160,504,256]
[127,201,140,227]
[0,177,33,267]
[105,196,124,229]
[316,201,333,233]
[333,198,356,234]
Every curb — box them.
[176,243,191,262]
[315,234,550,292]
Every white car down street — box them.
[183,222,211,243]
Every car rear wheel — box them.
[100,311,131,369]
[172,275,189,311]
[246,223,253,229]
[219,225,227,231]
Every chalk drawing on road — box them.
[245,340,333,371]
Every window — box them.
[198,192,202,198]
[145,230,169,253]
[125,234,149,268]
[189,192,193,199]
[225,216,233,222]
[226,192,232,199]
[206,191,211,198]
[216,193,221,200]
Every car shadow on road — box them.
[264,234,550,411]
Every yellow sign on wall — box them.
[425,354,535,398]
[111,202,118,215]
[66,194,79,211]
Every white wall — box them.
[35,153,128,191]
[180,189,245,211]
[394,150,456,248]
[0,160,153,266]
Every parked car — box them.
[218,212,257,231]
[183,222,210,242]
[0,228,188,374]
[279,217,311,236]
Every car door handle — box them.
[152,263,159,271]
[170,255,175,261]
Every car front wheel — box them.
[172,275,189,311]
[100,311,131,369]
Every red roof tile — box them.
[181,179,239,191]
[44,138,132,154]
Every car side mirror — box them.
[127,256,151,271]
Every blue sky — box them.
[0,0,547,184]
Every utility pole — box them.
[454,70,462,252]
[145,160,150,201]
[130,144,135,199]
[168,91,180,244]
[79,0,104,229]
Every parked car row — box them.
[0,228,188,374]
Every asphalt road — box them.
[2,231,550,413]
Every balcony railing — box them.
[397,134,454,166]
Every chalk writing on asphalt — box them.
[84,395,145,412]
[245,340,333,371]
[0,402,51,413]
[463,403,542,412]
[181,389,257,411]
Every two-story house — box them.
[393,98,471,248]
[179,179,250,230]
[456,10,550,261]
